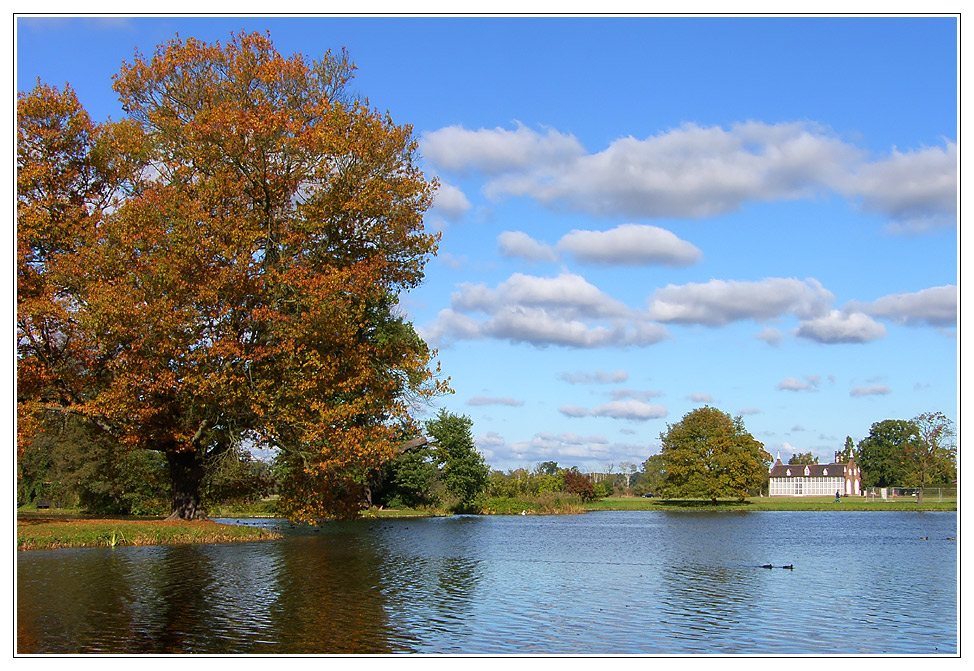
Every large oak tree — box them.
[17,32,448,521]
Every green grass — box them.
[584,495,956,512]
[17,516,282,551]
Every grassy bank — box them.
[17,493,955,550]
[17,516,282,551]
[584,495,957,512]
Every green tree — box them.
[788,452,818,465]
[639,453,666,496]
[425,410,489,513]
[855,419,920,488]
[839,436,855,462]
[17,414,170,516]
[659,406,771,503]
[535,460,560,476]
[374,444,439,509]
[904,412,956,503]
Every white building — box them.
[768,452,861,497]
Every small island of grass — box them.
[17,515,281,552]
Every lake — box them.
[16,510,957,655]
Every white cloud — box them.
[756,327,784,346]
[840,142,957,233]
[467,396,524,407]
[430,182,472,221]
[497,231,559,263]
[557,224,702,267]
[421,272,670,349]
[498,224,700,267]
[848,285,957,327]
[453,272,630,319]
[481,430,656,471]
[561,400,668,421]
[558,405,591,418]
[850,385,892,397]
[796,310,887,344]
[648,277,834,326]
[422,121,955,232]
[777,376,820,392]
[609,388,664,401]
[420,123,584,174]
[687,393,713,403]
[483,121,859,218]
[560,370,629,384]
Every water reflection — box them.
[18,512,957,655]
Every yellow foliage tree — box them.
[17,32,448,520]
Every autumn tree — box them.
[562,467,597,502]
[17,32,447,521]
[659,406,771,503]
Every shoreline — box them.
[17,495,957,550]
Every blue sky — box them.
[16,15,958,473]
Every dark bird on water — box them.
[781,564,794,570]
[761,564,773,569]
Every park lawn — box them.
[584,495,956,512]
[17,516,282,551]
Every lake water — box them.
[17,510,957,655]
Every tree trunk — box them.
[166,448,206,520]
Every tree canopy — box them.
[424,410,490,512]
[856,413,955,494]
[17,32,447,521]
[659,406,771,503]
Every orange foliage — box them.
[18,32,448,520]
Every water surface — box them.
[17,511,957,654]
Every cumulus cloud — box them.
[482,121,858,218]
[497,231,559,263]
[560,370,629,384]
[609,388,664,401]
[419,272,670,349]
[647,277,834,326]
[777,376,820,392]
[687,393,713,403]
[560,400,668,421]
[498,224,700,267]
[430,182,472,221]
[840,142,957,233]
[421,121,955,231]
[467,396,524,407]
[558,405,591,418]
[850,385,892,397]
[796,310,887,344]
[420,123,584,174]
[557,224,702,267]
[480,430,634,467]
[848,285,957,327]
